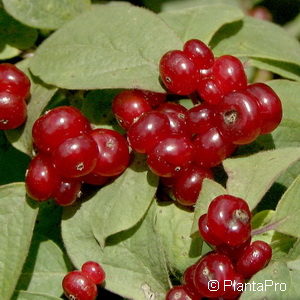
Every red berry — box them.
[223,273,244,299]
[186,103,216,135]
[212,55,247,94]
[166,285,197,300]
[0,91,27,130]
[236,240,272,278]
[32,106,91,153]
[147,134,194,177]
[25,154,59,201]
[207,195,251,246]
[193,127,236,168]
[80,173,110,186]
[216,91,261,145]
[198,214,223,246]
[193,252,236,298]
[159,50,198,95]
[183,39,214,70]
[157,102,188,134]
[62,270,97,300]
[138,89,167,108]
[173,166,213,206]
[197,77,224,105]
[112,90,151,130]
[90,129,129,177]
[0,63,31,99]
[127,111,171,153]
[52,134,98,178]
[54,178,81,206]
[81,261,106,285]
[246,83,282,134]
[248,6,272,21]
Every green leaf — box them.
[62,200,170,300]
[0,8,37,51]
[29,4,182,91]
[191,179,227,235]
[159,4,243,44]
[224,148,300,210]
[0,45,20,60]
[211,17,300,71]
[5,60,57,156]
[155,202,202,274]
[272,175,300,239]
[0,183,38,300]
[90,155,158,247]
[13,292,61,300]
[3,0,91,30]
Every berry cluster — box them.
[167,195,272,299]
[0,63,30,130]
[112,39,282,207]
[25,106,130,205]
[62,261,105,300]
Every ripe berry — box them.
[62,270,97,300]
[236,240,272,278]
[25,154,59,201]
[166,285,196,300]
[0,91,27,130]
[0,63,31,99]
[198,214,223,246]
[216,91,261,145]
[90,129,129,177]
[212,55,247,94]
[52,134,98,178]
[193,127,236,168]
[186,103,216,135]
[193,252,236,298]
[246,83,282,134]
[223,273,244,299]
[138,89,166,108]
[112,90,151,130]
[127,111,171,153]
[80,173,110,186]
[159,50,198,95]
[197,78,224,105]
[183,39,214,70]
[173,166,213,206]
[81,261,106,285]
[207,195,251,246]
[54,178,81,206]
[157,102,188,134]
[32,106,91,153]
[147,134,194,177]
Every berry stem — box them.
[251,217,287,236]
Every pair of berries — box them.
[25,106,130,206]
[166,195,272,299]
[62,261,105,300]
[0,63,31,130]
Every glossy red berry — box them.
[25,154,59,201]
[236,240,272,278]
[212,55,247,94]
[193,127,236,168]
[193,252,236,298]
[183,39,214,70]
[80,173,111,186]
[173,167,213,206]
[216,91,261,145]
[157,102,188,134]
[90,129,129,176]
[223,273,244,299]
[187,103,216,135]
[138,89,167,108]
[54,178,81,206]
[198,214,223,246]
[52,134,98,178]
[32,106,91,153]
[246,83,282,134]
[81,261,106,285]
[112,90,151,130]
[0,91,27,130]
[127,111,171,153]
[207,195,251,246]
[0,63,31,99]
[197,77,224,105]
[147,134,194,177]
[166,285,197,300]
[62,270,97,300]
[159,50,198,95]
